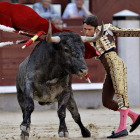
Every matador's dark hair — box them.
[83,15,98,27]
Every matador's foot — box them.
[107,129,128,138]
[130,114,140,133]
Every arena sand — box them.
[0,106,140,140]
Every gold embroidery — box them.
[90,42,93,46]
[94,24,140,56]
[104,52,129,108]
[95,28,116,55]
[109,24,140,37]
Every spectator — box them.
[33,0,60,19]
[62,0,92,18]
[51,17,63,30]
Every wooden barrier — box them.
[0,31,36,86]
[0,0,10,2]
[64,26,84,36]
[62,18,85,27]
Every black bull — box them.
[16,23,103,139]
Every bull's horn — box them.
[46,20,61,43]
[81,22,104,43]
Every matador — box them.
[83,15,140,138]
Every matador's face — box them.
[83,23,97,37]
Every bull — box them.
[16,21,103,140]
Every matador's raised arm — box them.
[98,24,140,37]
[109,24,140,37]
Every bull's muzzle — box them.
[77,68,88,77]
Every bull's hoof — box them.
[81,127,91,137]
[64,132,69,137]
[20,135,29,140]
[20,125,30,133]
[59,131,69,137]
[20,132,29,140]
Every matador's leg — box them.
[102,72,119,111]
[105,51,129,109]
[106,51,129,138]
[122,56,140,133]
[100,52,119,111]
[101,51,140,137]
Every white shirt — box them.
[62,3,86,18]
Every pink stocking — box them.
[128,109,139,124]
[116,108,129,133]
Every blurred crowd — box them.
[9,0,93,30]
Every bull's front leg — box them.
[67,92,91,137]
[57,89,70,137]
[20,81,34,140]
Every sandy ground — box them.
[0,106,140,140]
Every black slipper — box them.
[107,129,128,138]
[130,114,140,133]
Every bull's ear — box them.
[81,22,104,43]
[46,20,61,43]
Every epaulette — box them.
[98,24,112,31]
[98,23,113,36]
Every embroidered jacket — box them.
[95,24,140,56]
